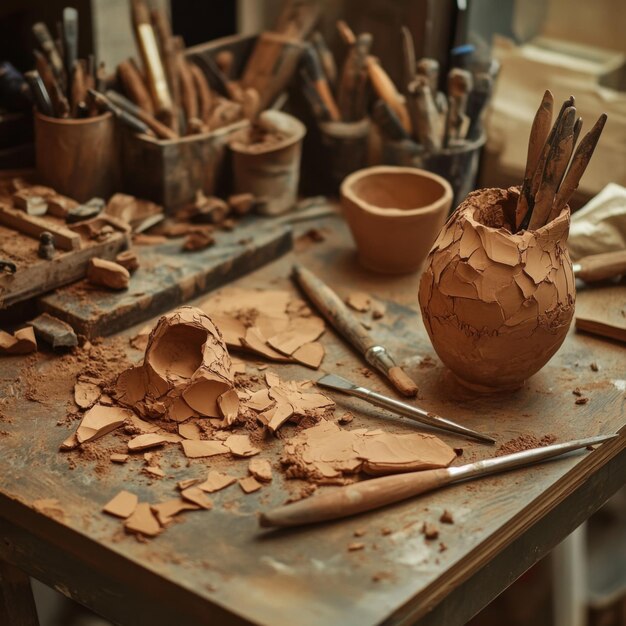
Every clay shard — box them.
[76,404,132,444]
[127,433,173,451]
[103,490,138,519]
[86,257,130,290]
[151,498,199,526]
[248,458,273,482]
[181,487,213,509]
[197,470,237,493]
[124,503,161,537]
[239,476,262,493]
[110,453,129,463]
[292,342,325,369]
[181,439,229,458]
[244,389,274,412]
[266,317,325,356]
[0,327,37,355]
[74,381,101,409]
[241,327,292,362]
[217,388,240,427]
[225,434,260,457]
[346,292,371,312]
[178,422,202,440]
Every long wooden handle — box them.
[575,250,626,283]
[366,56,411,134]
[260,468,451,528]
[293,265,374,355]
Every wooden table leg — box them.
[0,559,39,626]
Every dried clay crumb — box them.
[422,522,439,540]
[439,510,454,524]
[496,434,556,456]
[347,542,365,552]
[590,362,599,372]
[575,397,589,405]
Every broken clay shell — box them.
[418,187,575,392]
[115,306,237,420]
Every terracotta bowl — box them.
[340,166,453,274]
[418,187,575,393]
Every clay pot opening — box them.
[347,169,447,213]
[472,187,520,233]
[148,324,206,378]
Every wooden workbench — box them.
[0,211,624,626]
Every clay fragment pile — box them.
[199,287,327,369]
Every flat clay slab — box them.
[38,219,293,338]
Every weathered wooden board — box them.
[0,214,623,626]
[0,225,130,309]
[38,220,293,338]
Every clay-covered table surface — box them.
[0,212,624,626]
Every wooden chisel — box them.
[260,434,617,528]
[573,250,626,283]
[515,89,554,229]
[293,264,418,397]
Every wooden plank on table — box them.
[39,220,293,338]
[0,204,81,251]
[0,231,130,309]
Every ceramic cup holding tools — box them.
[419,186,575,392]
[340,165,453,274]
[229,110,306,216]
[35,111,120,203]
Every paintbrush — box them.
[302,45,340,121]
[70,60,87,116]
[311,31,337,87]
[317,374,494,443]
[62,8,79,81]
[549,114,607,222]
[514,90,554,229]
[24,70,54,116]
[34,49,69,117]
[105,90,177,139]
[299,69,331,122]
[293,264,418,398]
[88,90,153,135]
[465,71,494,139]
[366,55,411,134]
[259,434,617,527]
[529,106,577,230]
[33,22,66,92]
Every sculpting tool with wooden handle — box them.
[24,70,54,116]
[416,58,439,100]
[311,31,337,86]
[336,20,356,46]
[317,374,494,443]
[117,59,154,114]
[70,60,87,116]
[259,434,616,528]
[33,22,66,92]
[338,33,372,121]
[550,114,607,220]
[302,45,340,121]
[34,50,69,118]
[62,8,79,80]
[515,89,554,229]
[293,264,418,397]
[89,90,153,136]
[130,0,173,118]
[573,249,626,283]
[371,100,411,141]
[105,90,177,139]
[407,78,441,152]
[300,69,331,122]
[445,68,473,144]
[400,26,417,96]
[365,56,411,134]
[529,106,577,230]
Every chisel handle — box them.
[260,468,451,528]
[574,250,626,283]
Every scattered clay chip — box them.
[198,470,237,493]
[128,433,171,451]
[181,439,229,458]
[575,397,589,405]
[371,300,386,319]
[248,458,272,482]
[178,422,202,440]
[76,404,133,444]
[267,317,325,356]
[150,498,199,526]
[0,327,37,355]
[124,503,161,537]
[144,466,165,478]
[110,453,129,463]
[345,292,371,312]
[217,388,240,426]
[181,487,213,509]
[422,522,439,540]
[225,434,260,457]
[86,258,130,290]
[239,476,262,493]
[439,510,454,524]
[347,542,365,551]
[103,490,138,519]
[72,381,100,409]
[292,342,325,369]
[177,478,200,491]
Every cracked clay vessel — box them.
[418,187,575,392]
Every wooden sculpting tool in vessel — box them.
[260,434,617,528]
[317,374,494,443]
[293,264,418,397]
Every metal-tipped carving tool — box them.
[317,373,494,444]
[293,264,418,398]
[259,434,617,528]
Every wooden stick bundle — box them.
[515,92,607,232]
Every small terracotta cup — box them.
[340,166,453,274]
